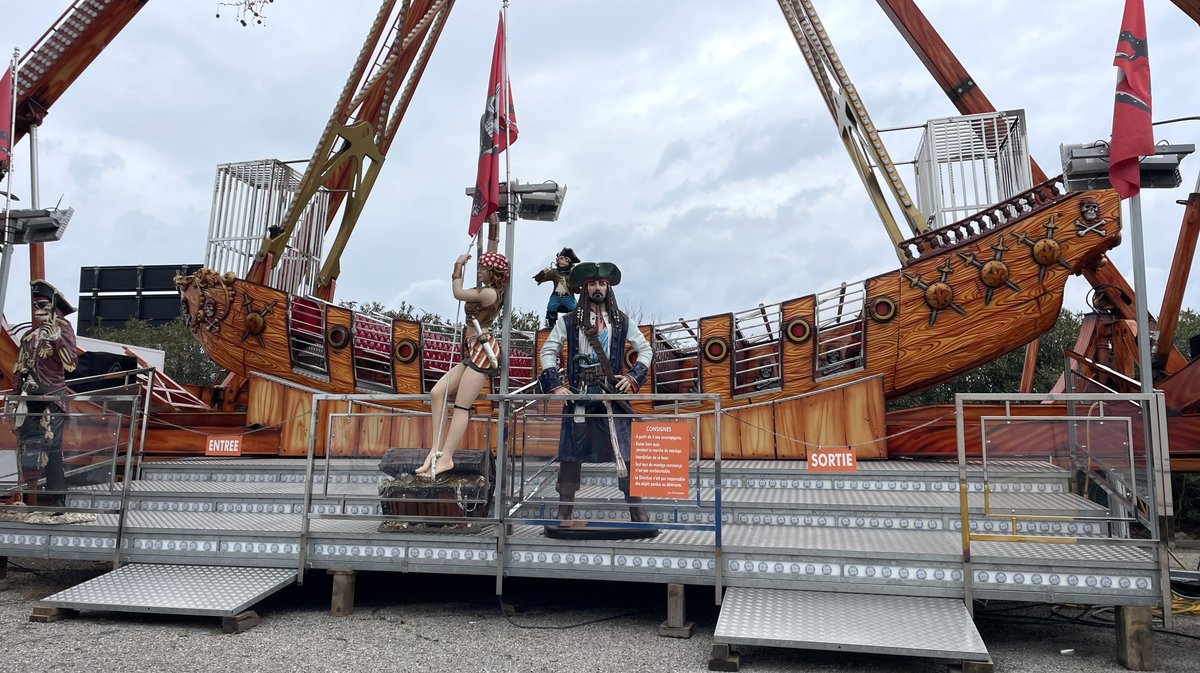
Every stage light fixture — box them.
[1060,142,1194,193]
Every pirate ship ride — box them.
[175,175,1123,462]
[3,0,1199,468]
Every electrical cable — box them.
[498,597,638,630]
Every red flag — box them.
[1109,0,1153,200]
[468,12,519,237]
[0,67,14,172]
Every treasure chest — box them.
[378,448,493,521]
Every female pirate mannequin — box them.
[415,248,509,479]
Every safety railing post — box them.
[494,396,508,598]
[714,396,723,605]
[955,394,972,617]
[112,390,143,570]
[296,393,322,585]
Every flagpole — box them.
[498,2,515,399]
[0,49,19,326]
[1127,192,1154,393]
[492,3,515,562]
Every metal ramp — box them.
[712,587,989,668]
[37,564,295,618]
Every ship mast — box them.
[776,0,929,265]
[246,0,455,301]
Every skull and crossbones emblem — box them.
[1074,197,1109,237]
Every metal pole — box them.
[955,394,973,617]
[0,49,18,322]
[1127,193,1154,394]
[296,393,321,585]
[493,1,513,598]
[27,122,43,284]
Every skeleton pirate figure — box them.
[538,262,656,539]
[10,280,78,509]
[533,246,581,329]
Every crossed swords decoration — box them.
[905,202,1089,326]
[903,258,965,327]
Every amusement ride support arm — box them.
[1171,0,1200,26]
[876,0,1190,381]
[9,0,149,154]
[246,0,455,300]
[1155,187,1200,370]
[6,1,149,294]
[777,0,929,266]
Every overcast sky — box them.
[3,0,1198,331]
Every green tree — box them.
[90,318,223,387]
[1172,308,1200,359]
[340,299,543,333]
[338,300,445,324]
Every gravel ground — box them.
[2,558,1200,673]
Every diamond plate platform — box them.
[38,564,296,616]
[714,587,989,661]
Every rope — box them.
[718,407,958,451]
[143,406,312,437]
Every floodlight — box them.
[1060,142,1194,193]
[465,179,568,222]
[6,207,74,243]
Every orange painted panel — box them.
[780,296,814,397]
[773,397,808,460]
[325,304,355,391]
[740,404,776,459]
[246,376,285,428]
[389,413,430,449]
[800,388,848,452]
[842,376,887,459]
[278,387,314,456]
[698,413,717,460]
[392,320,422,395]
[699,315,733,399]
[862,275,902,394]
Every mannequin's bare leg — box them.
[426,367,489,477]
[417,364,464,476]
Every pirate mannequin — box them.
[11,280,78,509]
[533,247,581,329]
[415,249,509,479]
[538,262,654,531]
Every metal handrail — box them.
[954,390,1170,619]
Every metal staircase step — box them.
[714,587,989,662]
[37,563,296,617]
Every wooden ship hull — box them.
[169,179,1123,459]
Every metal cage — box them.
[205,159,330,296]
[914,111,1033,230]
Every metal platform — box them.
[37,563,296,617]
[714,587,989,662]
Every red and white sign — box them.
[807,447,857,473]
[629,421,691,499]
[206,435,243,457]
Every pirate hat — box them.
[569,261,621,289]
[556,247,581,265]
[30,279,76,316]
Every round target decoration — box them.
[394,338,419,364]
[624,347,639,369]
[784,317,812,345]
[703,336,729,363]
[867,295,898,322]
[328,325,351,350]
